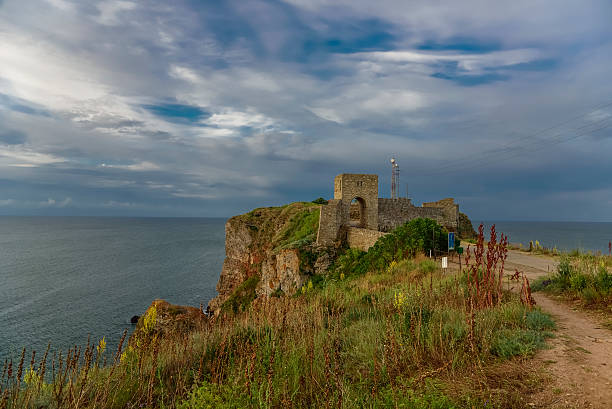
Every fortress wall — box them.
[378,198,459,232]
[316,199,342,246]
[347,227,387,252]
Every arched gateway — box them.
[316,173,461,250]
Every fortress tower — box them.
[316,173,459,250]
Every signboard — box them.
[448,232,455,250]
[442,256,448,269]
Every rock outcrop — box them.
[130,299,206,346]
[207,202,330,315]
[458,212,477,239]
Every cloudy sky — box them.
[0,0,611,220]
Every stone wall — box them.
[347,227,387,252]
[316,199,342,246]
[378,198,459,232]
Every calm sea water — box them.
[1,217,611,364]
[482,221,612,253]
[0,217,225,364]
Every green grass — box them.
[2,220,556,409]
[533,253,612,309]
[274,207,320,250]
[221,276,260,313]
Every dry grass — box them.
[1,226,554,409]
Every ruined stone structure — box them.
[317,173,461,250]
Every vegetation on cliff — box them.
[242,202,321,251]
[1,223,555,409]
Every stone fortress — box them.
[317,173,462,251]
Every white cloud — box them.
[206,109,277,129]
[169,65,203,84]
[0,199,17,206]
[102,200,137,207]
[0,146,65,167]
[44,0,74,11]
[39,197,72,207]
[352,49,541,73]
[96,1,137,26]
[100,161,161,171]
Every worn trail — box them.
[503,250,612,409]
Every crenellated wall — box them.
[378,198,459,233]
[316,174,464,248]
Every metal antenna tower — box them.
[390,158,400,199]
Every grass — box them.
[2,254,554,408]
[532,252,612,312]
[274,208,320,250]
[1,221,555,409]
[221,276,261,313]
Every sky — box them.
[0,0,611,221]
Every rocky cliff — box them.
[207,202,333,315]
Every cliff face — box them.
[208,201,477,315]
[458,212,477,239]
[207,202,331,315]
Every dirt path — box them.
[502,249,612,409]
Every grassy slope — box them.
[2,219,557,409]
[5,258,555,409]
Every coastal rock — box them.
[130,315,140,324]
[257,249,305,297]
[458,212,477,239]
[207,203,324,315]
[130,299,206,346]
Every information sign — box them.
[448,232,455,250]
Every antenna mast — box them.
[390,158,400,199]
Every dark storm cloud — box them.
[0,129,26,145]
[0,0,611,219]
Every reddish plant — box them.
[465,224,509,309]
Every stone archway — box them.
[349,197,366,227]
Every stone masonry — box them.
[317,173,460,249]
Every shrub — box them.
[311,197,328,204]
[177,381,248,409]
[525,309,556,331]
[418,259,437,274]
[491,329,551,358]
[569,272,588,291]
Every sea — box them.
[1,217,611,364]
[0,217,225,365]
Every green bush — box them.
[569,272,588,291]
[491,329,551,358]
[311,197,328,204]
[418,259,438,274]
[177,381,248,409]
[595,268,612,293]
[525,309,556,331]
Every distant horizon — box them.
[0,213,610,224]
